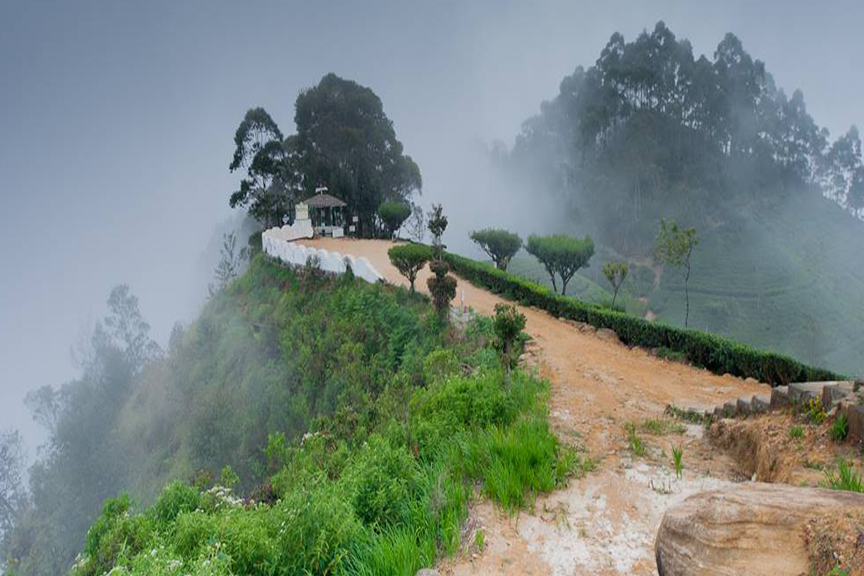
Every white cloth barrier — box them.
[261,228,384,284]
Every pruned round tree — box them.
[525,234,595,296]
[427,203,448,259]
[388,243,432,292]
[427,259,457,318]
[378,202,412,239]
[492,303,527,387]
[470,228,522,271]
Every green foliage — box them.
[806,397,827,425]
[822,459,864,493]
[672,446,683,479]
[427,260,457,317]
[295,74,422,237]
[149,481,204,530]
[625,423,646,457]
[640,419,685,436]
[829,414,849,442]
[602,261,629,308]
[470,228,522,271]
[388,244,432,292]
[492,303,527,386]
[525,234,595,296]
[72,495,154,576]
[378,202,412,238]
[38,253,583,576]
[442,251,845,385]
[228,107,293,227]
[342,435,420,527]
[654,220,699,328]
[789,424,804,439]
[427,204,448,258]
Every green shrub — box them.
[149,481,204,530]
[789,424,804,438]
[822,459,863,493]
[830,414,849,442]
[342,435,421,527]
[171,511,220,558]
[442,252,844,385]
[74,495,154,576]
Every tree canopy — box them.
[229,108,297,227]
[378,202,412,239]
[654,220,698,327]
[470,228,522,271]
[525,234,595,296]
[293,74,422,237]
[511,22,864,254]
[388,243,432,292]
[228,75,422,235]
[601,261,629,309]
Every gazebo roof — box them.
[303,193,347,208]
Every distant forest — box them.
[510,21,864,253]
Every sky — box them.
[1,0,862,457]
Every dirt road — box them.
[301,238,769,575]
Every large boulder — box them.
[655,483,864,576]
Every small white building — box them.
[299,192,347,238]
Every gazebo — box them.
[300,191,347,237]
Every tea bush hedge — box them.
[443,252,843,385]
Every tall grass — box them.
[822,459,864,493]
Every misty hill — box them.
[2,255,574,576]
[506,21,864,376]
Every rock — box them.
[821,381,854,411]
[751,393,771,414]
[595,328,619,343]
[722,400,738,417]
[788,381,828,404]
[736,397,752,416]
[838,395,864,445]
[415,570,442,576]
[769,385,789,409]
[655,483,864,576]
[713,405,725,420]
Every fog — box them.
[1,0,863,458]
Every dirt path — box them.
[301,238,770,575]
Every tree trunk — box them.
[684,265,691,328]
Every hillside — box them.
[3,255,578,576]
[504,191,864,377]
[503,22,864,378]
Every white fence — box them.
[261,229,384,284]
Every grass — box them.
[822,459,864,493]
[789,424,804,439]
[829,414,849,442]
[475,529,485,552]
[665,405,711,428]
[625,423,646,457]
[672,446,683,479]
[641,418,686,436]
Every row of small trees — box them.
[469,220,699,326]
[389,213,699,328]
